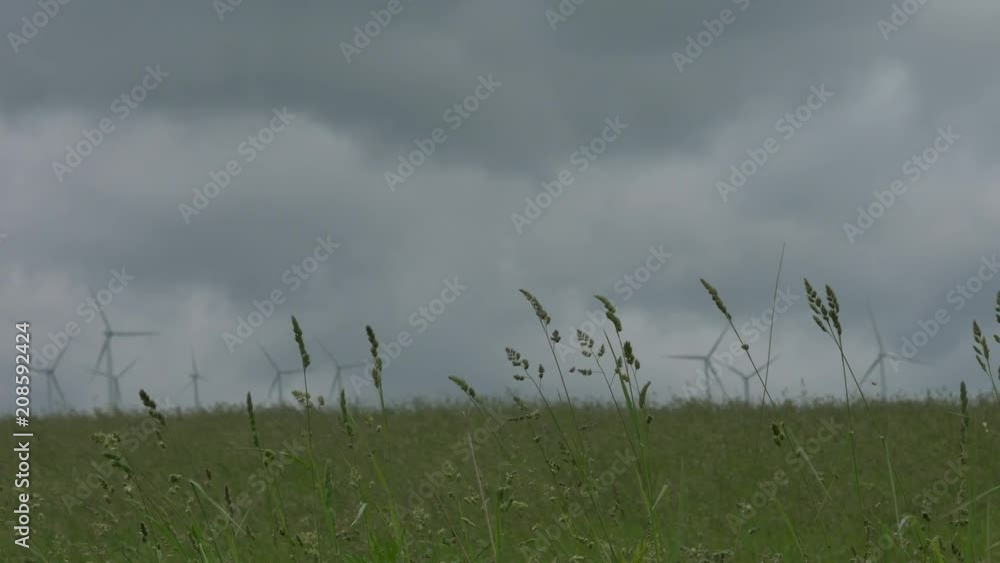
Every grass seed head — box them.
[770,421,786,447]
[338,389,355,441]
[803,279,831,331]
[623,341,636,367]
[139,389,167,427]
[365,325,384,390]
[824,285,842,335]
[139,390,157,410]
[447,375,477,400]
[224,485,235,517]
[519,289,552,326]
[972,321,990,372]
[595,294,623,332]
[290,316,311,371]
[699,279,732,322]
[245,392,261,449]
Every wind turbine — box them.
[663,326,731,402]
[91,357,139,410]
[32,341,70,413]
[859,305,924,400]
[725,355,780,404]
[258,344,297,406]
[314,338,365,401]
[90,287,158,411]
[178,347,206,410]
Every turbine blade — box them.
[708,326,729,356]
[51,376,68,405]
[329,372,342,399]
[257,344,280,371]
[724,365,749,378]
[859,358,880,385]
[342,362,366,369]
[867,304,885,351]
[314,338,338,365]
[885,353,928,366]
[711,370,731,400]
[115,331,158,337]
[267,376,279,399]
[118,357,139,378]
[759,355,781,371]
[51,339,70,371]
[94,339,110,373]
[178,379,195,397]
[89,285,112,331]
[191,346,198,375]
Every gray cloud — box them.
[2,0,999,413]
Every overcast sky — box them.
[2,0,999,414]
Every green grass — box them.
[3,285,1000,562]
[5,398,1000,562]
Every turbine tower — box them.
[314,338,365,401]
[33,341,70,413]
[180,346,206,410]
[663,326,731,402]
[258,344,297,406]
[725,355,780,404]
[90,287,158,411]
[859,305,924,400]
[91,357,139,409]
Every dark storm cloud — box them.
[1,0,999,411]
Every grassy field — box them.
[4,283,1000,562]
